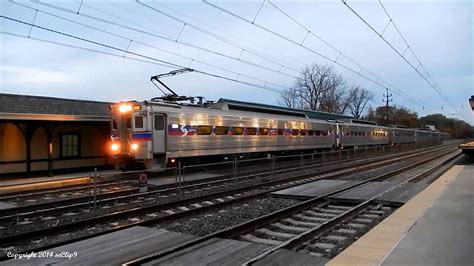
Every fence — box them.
[85,141,436,209]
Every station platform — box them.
[1,227,195,265]
[327,163,474,265]
[460,141,474,155]
[0,170,122,195]
[145,238,327,265]
[0,170,223,195]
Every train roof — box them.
[216,98,353,121]
[143,100,336,124]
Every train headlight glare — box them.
[131,143,139,150]
[111,143,120,151]
[119,104,132,113]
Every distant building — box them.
[0,93,112,176]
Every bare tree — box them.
[348,86,374,119]
[278,88,303,109]
[280,63,347,113]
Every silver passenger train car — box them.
[108,99,448,169]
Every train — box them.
[108,98,450,169]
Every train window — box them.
[258,128,269,135]
[300,129,307,136]
[126,117,131,129]
[197,126,212,135]
[277,129,284,135]
[112,119,118,130]
[292,129,299,136]
[196,126,212,135]
[154,115,164,130]
[233,127,244,135]
[246,128,257,135]
[308,130,315,136]
[135,116,144,129]
[215,126,229,135]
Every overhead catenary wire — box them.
[342,0,461,116]
[266,0,431,112]
[135,0,300,74]
[10,1,291,92]
[32,0,299,80]
[0,30,174,68]
[0,14,285,94]
[146,0,306,68]
[203,0,434,112]
[377,0,461,115]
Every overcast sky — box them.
[1,0,472,124]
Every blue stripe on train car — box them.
[132,132,153,141]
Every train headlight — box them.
[119,104,132,113]
[111,143,120,151]
[131,143,139,151]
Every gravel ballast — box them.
[157,196,301,236]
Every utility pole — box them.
[383,88,393,125]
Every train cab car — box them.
[108,99,339,170]
[109,101,157,169]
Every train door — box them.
[335,123,341,149]
[153,114,166,153]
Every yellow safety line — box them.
[327,165,464,266]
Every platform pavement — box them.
[0,169,130,195]
[327,163,474,265]
[0,168,224,195]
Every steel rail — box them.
[243,152,462,264]
[0,147,455,260]
[0,144,445,219]
[122,149,459,265]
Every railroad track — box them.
[0,143,436,207]
[122,149,461,265]
[0,180,137,206]
[0,143,450,221]
[0,145,457,259]
[0,145,453,235]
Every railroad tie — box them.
[366,210,385,215]
[240,234,284,246]
[270,222,308,233]
[327,205,352,210]
[283,218,319,228]
[255,228,297,240]
[360,213,380,219]
[311,208,345,214]
[294,213,327,223]
[309,242,336,251]
[345,223,366,229]
[353,218,373,224]
[334,228,357,235]
[324,235,348,243]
